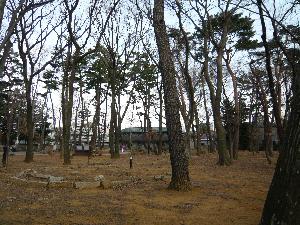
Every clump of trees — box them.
[0,0,299,221]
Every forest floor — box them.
[0,150,277,225]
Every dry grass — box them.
[0,150,277,225]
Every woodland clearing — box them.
[0,151,276,225]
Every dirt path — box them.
[0,151,276,225]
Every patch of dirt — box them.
[0,151,277,225]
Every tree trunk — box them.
[0,0,7,30]
[176,72,191,156]
[114,123,120,158]
[256,0,284,145]
[0,40,12,79]
[90,85,101,151]
[61,50,78,165]
[214,107,230,165]
[263,124,273,164]
[40,110,46,151]
[73,98,80,145]
[202,20,229,163]
[109,82,119,159]
[227,127,233,160]
[175,1,196,157]
[252,66,273,163]
[108,47,120,159]
[194,110,202,155]
[153,0,191,191]
[201,78,214,153]
[109,119,115,156]
[5,94,14,165]
[58,109,63,156]
[158,84,163,155]
[259,62,300,225]
[249,82,260,153]
[101,95,108,149]
[24,81,34,163]
[78,85,85,144]
[214,51,231,165]
[225,58,240,159]
[86,110,90,144]
[62,100,72,165]
[19,39,34,162]
[109,100,116,157]
[49,91,57,146]
[39,94,48,151]
[147,86,152,153]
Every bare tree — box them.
[186,0,241,165]
[250,64,273,164]
[100,3,143,158]
[14,1,62,162]
[169,1,196,156]
[224,52,240,159]
[60,0,120,164]
[0,0,55,78]
[256,0,284,145]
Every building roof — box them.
[121,127,168,133]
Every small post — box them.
[129,155,133,169]
[2,145,8,168]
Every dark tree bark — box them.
[108,46,121,159]
[24,78,34,162]
[86,109,90,144]
[109,80,119,158]
[153,0,191,191]
[248,76,260,154]
[61,49,78,165]
[176,71,192,156]
[39,94,48,151]
[0,0,7,29]
[214,47,231,165]
[78,78,85,145]
[101,93,108,149]
[194,109,202,155]
[157,81,163,155]
[259,63,300,225]
[251,66,273,163]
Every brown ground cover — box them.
[0,151,276,225]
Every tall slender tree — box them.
[256,0,284,145]
[15,1,61,162]
[153,0,191,191]
[259,47,300,225]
